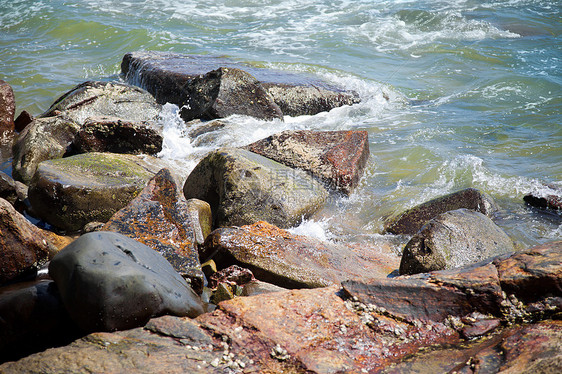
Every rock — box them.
[102,169,206,292]
[121,51,360,118]
[11,115,81,184]
[246,130,370,194]
[183,148,328,228]
[71,116,163,155]
[241,280,286,296]
[41,81,161,125]
[187,119,227,139]
[49,231,205,332]
[202,221,400,288]
[0,171,23,209]
[14,110,33,132]
[524,183,562,211]
[28,152,159,232]
[208,265,255,289]
[0,198,58,285]
[0,80,16,132]
[384,188,500,235]
[399,209,515,275]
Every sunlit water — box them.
[1,0,560,249]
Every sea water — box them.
[1,0,560,248]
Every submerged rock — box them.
[384,187,500,235]
[28,152,159,232]
[49,231,205,333]
[0,80,15,132]
[524,183,562,211]
[399,208,515,275]
[246,130,370,195]
[183,148,328,228]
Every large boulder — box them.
[41,81,161,125]
[183,148,328,228]
[384,188,500,235]
[28,152,161,232]
[0,79,15,132]
[49,231,205,333]
[103,169,209,292]
[202,221,400,288]
[71,116,163,155]
[0,198,58,285]
[399,208,515,275]
[12,115,81,184]
[245,130,370,195]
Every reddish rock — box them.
[203,221,400,288]
[246,130,370,194]
[103,168,208,291]
[208,265,255,289]
[0,198,58,285]
[0,80,15,132]
[14,110,33,132]
[461,317,501,339]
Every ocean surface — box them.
[1,0,560,249]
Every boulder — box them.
[14,110,33,132]
[399,209,515,275]
[524,183,562,211]
[384,187,500,235]
[0,170,26,210]
[0,198,58,285]
[28,152,160,232]
[202,221,400,288]
[41,81,161,125]
[183,148,328,229]
[12,115,81,184]
[0,80,16,132]
[245,130,370,194]
[48,231,205,332]
[71,116,163,155]
[103,169,207,292]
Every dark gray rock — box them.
[183,148,328,229]
[384,188,500,235]
[399,208,516,275]
[524,183,562,211]
[14,110,33,132]
[49,231,205,332]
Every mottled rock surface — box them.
[400,209,515,275]
[0,80,15,132]
[384,188,500,235]
[183,148,328,228]
[246,130,370,194]
[49,232,205,333]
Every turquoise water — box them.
[1,0,560,247]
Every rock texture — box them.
[524,183,562,211]
[183,148,328,228]
[14,110,33,133]
[0,171,26,211]
[0,198,57,284]
[0,80,16,132]
[384,187,500,235]
[103,169,208,292]
[28,152,158,232]
[399,209,515,275]
[202,221,400,288]
[49,232,205,333]
[245,130,370,195]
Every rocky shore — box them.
[0,53,560,373]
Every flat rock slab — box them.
[384,188,500,235]
[103,169,208,292]
[245,130,370,195]
[183,148,328,228]
[49,232,204,333]
[0,80,15,132]
[202,221,400,288]
[28,152,160,232]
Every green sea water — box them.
[1,0,560,247]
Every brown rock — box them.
[0,198,58,285]
[103,168,206,291]
[245,130,370,194]
[0,80,15,132]
[203,221,400,288]
[208,265,255,289]
[14,110,33,133]
[524,183,562,211]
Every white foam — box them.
[288,218,334,242]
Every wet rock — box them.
[12,115,81,184]
[460,315,501,339]
[183,148,328,229]
[0,171,26,210]
[14,110,33,132]
[0,198,58,285]
[41,81,161,125]
[524,183,562,211]
[245,130,370,195]
[49,231,205,333]
[399,209,515,275]
[28,152,159,232]
[0,80,16,132]
[187,119,227,139]
[103,169,206,292]
[202,221,400,288]
[384,188,500,235]
[71,116,163,155]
